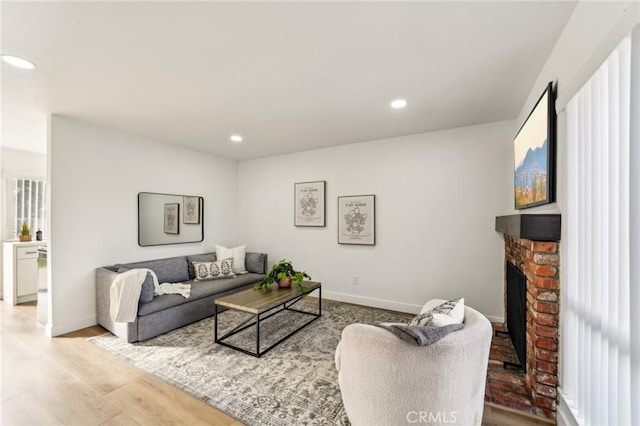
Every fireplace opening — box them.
[505,261,527,372]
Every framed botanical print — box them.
[294,181,326,227]
[183,196,201,224]
[338,195,375,245]
[164,203,179,234]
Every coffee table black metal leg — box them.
[214,304,218,342]
[256,313,261,356]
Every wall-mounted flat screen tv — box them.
[514,81,556,209]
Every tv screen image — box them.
[513,82,556,209]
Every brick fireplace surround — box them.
[495,213,561,420]
[503,235,560,419]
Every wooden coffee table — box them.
[214,281,321,357]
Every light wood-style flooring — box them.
[0,302,553,425]
[1,301,240,425]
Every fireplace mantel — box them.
[495,214,561,242]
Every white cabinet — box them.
[2,241,45,305]
[16,247,38,297]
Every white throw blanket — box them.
[110,268,191,323]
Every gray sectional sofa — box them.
[96,252,267,342]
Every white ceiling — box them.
[1,1,576,160]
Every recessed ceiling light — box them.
[230,135,243,143]
[1,54,36,70]
[390,99,407,109]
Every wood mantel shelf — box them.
[495,214,561,242]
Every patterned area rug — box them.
[89,299,411,426]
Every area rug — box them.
[89,299,412,426]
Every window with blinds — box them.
[9,178,47,240]
[564,25,639,425]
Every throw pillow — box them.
[138,272,155,303]
[215,244,247,275]
[192,259,236,281]
[186,253,217,280]
[409,298,465,327]
[117,267,154,304]
[245,252,267,274]
[420,297,465,324]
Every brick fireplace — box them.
[495,214,561,419]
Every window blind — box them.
[564,25,639,425]
[10,178,47,239]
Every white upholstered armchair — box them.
[335,301,492,426]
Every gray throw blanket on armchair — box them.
[374,323,464,346]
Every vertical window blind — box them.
[10,178,47,240]
[564,25,639,425]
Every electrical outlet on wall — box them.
[352,275,359,286]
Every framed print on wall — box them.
[164,203,180,234]
[183,196,201,224]
[338,195,375,245]
[294,181,326,227]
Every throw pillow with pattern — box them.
[192,259,236,281]
[409,298,464,327]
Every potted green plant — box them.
[19,222,31,242]
[255,259,311,292]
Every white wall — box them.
[238,121,514,320]
[48,115,238,336]
[0,147,47,179]
[0,148,47,298]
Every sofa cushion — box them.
[118,267,155,304]
[186,253,216,279]
[216,244,247,275]
[137,273,265,316]
[193,259,236,281]
[116,256,189,284]
[410,298,465,327]
[245,253,267,274]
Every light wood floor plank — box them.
[50,341,136,395]
[1,391,65,425]
[97,412,142,426]
[15,355,122,425]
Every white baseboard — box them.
[322,290,505,322]
[486,315,504,323]
[557,390,580,426]
[322,291,423,314]
[46,314,97,337]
